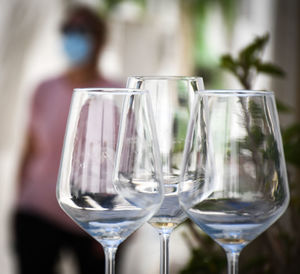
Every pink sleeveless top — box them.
[17,75,120,233]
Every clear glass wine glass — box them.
[179,90,290,274]
[57,88,164,274]
[127,76,204,274]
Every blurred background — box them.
[0,0,299,273]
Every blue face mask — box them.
[63,32,93,65]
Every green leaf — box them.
[282,123,300,167]
[220,54,237,73]
[282,123,300,139]
[276,99,291,113]
[249,100,263,119]
[250,125,265,146]
[255,62,285,77]
[264,135,280,163]
[238,33,269,64]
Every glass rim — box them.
[196,89,274,96]
[127,76,203,81]
[74,87,148,95]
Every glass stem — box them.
[159,232,171,274]
[226,251,240,274]
[104,247,117,274]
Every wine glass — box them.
[179,90,290,274]
[127,76,204,274]
[57,88,164,274]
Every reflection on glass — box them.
[180,90,289,274]
[57,88,164,274]
[127,76,204,274]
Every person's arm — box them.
[17,129,35,192]
[17,86,42,193]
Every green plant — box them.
[181,33,300,274]
[220,34,284,89]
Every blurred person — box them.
[13,5,119,274]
